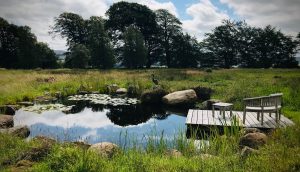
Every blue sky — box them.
[0,0,299,50]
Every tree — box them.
[34,42,58,68]
[51,12,87,48]
[171,33,200,68]
[65,44,90,68]
[123,26,147,68]
[105,2,158,67]
[202,20,239,68]
[155,9,182,67]
[86,16,115,68]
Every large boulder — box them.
[88,142,120,158]
[239,132,267,149]
[0,115,14,128]
[242,128,261,135]
[166,149,182,158]
[162,89,197,106]
[141,88,167,104]
[240,146,259,158]
[116,88,128,94]
[0,126,30,138]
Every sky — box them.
[0,0,299,50]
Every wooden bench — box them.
[243,93,282,125]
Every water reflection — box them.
[14,105,187,145]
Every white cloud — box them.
[220,0,300,36]
[182,0,229,40]
[0,0,178,50]
[0,0,110,50]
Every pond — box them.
[13,94,189,146]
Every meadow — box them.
[0,68,300,171]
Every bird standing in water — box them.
[151,74,159,85]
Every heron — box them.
[151,74,159,85]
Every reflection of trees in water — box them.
[106,104,166,126]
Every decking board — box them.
[186,110,294,129]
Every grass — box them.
[1,124,299,172]
[0,68,300,171]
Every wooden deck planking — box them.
[186,110,294,129]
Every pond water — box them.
[13,96,189,146]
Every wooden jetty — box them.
[186,109,294,130]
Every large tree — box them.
[51,12,87,48]
[65,44,90,68]
[86,16,115,68]
[155,9,182,67]
[105,2,158,67]
[123,26,147,68]
[202,20,239,68]
[1,17,58,69]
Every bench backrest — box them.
[243,93,282,107]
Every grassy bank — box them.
[1,125,300,171]
[1,68,300,118]
[0,68,300,171]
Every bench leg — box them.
[275,110,279,123]
[261,111,264,125]
[257,112,260,120]
[212,106,215,118]
[269,112,271,117]
[243,109,246,124]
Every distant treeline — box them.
[0,1,299,69]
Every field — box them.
[0,68,300,171]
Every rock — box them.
[201,99,221,110]
[243,128,261,135]
[55,91,62,98]
[116,88,127,94]
[166,149,182,158]
[0,105,20,115]
[107,84,119,94]
[141,88,167,104]
[0,126,30,138]
[88,142,120,158]
[0,115,14,128]
[162,89,197,106]
[16,160,34,167]
[239,132,267,149]
[32,135,56,146]
[17,102,34,106]
[240,146,259,157]
[199,154,216,159]
[72,141,91,150]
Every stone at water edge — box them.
[166,149,182,158]
[240,146,259,158]
[0,126,30,138]
[162,89,197,106]
[239,132,268,149]
[0,115,14,128]
[88,142,120,158]
[116,88,128,94]
[242,128,262,135]
[17,102,34,106]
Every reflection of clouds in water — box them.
[13,107,186,144]
[14,108,114,129]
